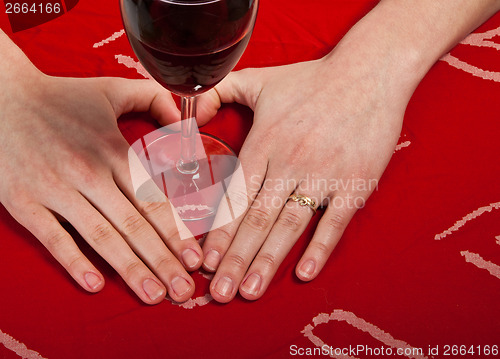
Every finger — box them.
[8,203,105,293]
[213,69,265,110]
[72,162,197,302]
[201,136,268,272]
[195,87,221,126]
[102,197,197,301]
[113,146,203,272]
[102,78,181,125]
[196,68,264,120]
[46,189,173,305]
[239,191,320,300]
[296,193,359,281]
[209,172,297,303]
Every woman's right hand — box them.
[0,52,203,304]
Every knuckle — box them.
[243,207,273,232]
[277,211,302,232]
[82,170,100,187]
[152,255,176,271]
[288,143,309,168]
[138,190,167,204]
[66,254,85,271]
[310,241,330,256]
[351,164,371,183]
[225,252,248,270]
[121,214,147,237]
[45,231,69,251]
[226,189,250,209]
[162,226,181,242]
[104,138,129,160]
[88,223,115,246]
[70,155,100,186]
[40,168,65,190]
[5,191,34,215]
[326,213,347,231]
[140,200,168,217]
[123,260,144,278]
[248,130,274,152]
[154,217,181,242]
[257,252,277,269]
[212,226,234,244]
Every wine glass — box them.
[120,0,259,235]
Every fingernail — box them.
[204,250,221,271]
[143,278,165,301]
[171,276,192,297]
[214,276,233,298]
[298,260,316,279]
[182,249,201,269]
[241,273,261,296]
[84,272,102,290]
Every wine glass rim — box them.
[159,0,224,5]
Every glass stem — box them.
[177,96,200,174]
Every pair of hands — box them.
[0,47,407,304]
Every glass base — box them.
[138,131,238,236]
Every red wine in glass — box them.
[120,0,259,236]
[122,0,256,95]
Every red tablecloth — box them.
[1,1,499,358]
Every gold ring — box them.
[288,194,317,214]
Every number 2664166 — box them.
[5,3,62,14]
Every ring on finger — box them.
[287,194,317,214]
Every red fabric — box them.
[1,1,499,358]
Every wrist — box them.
[322,0,500,104]
[322,9,431,104]
[0,30,43,86]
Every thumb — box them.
[216,68,264,110]
[103,77,181,125]
[196,68,264,125]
